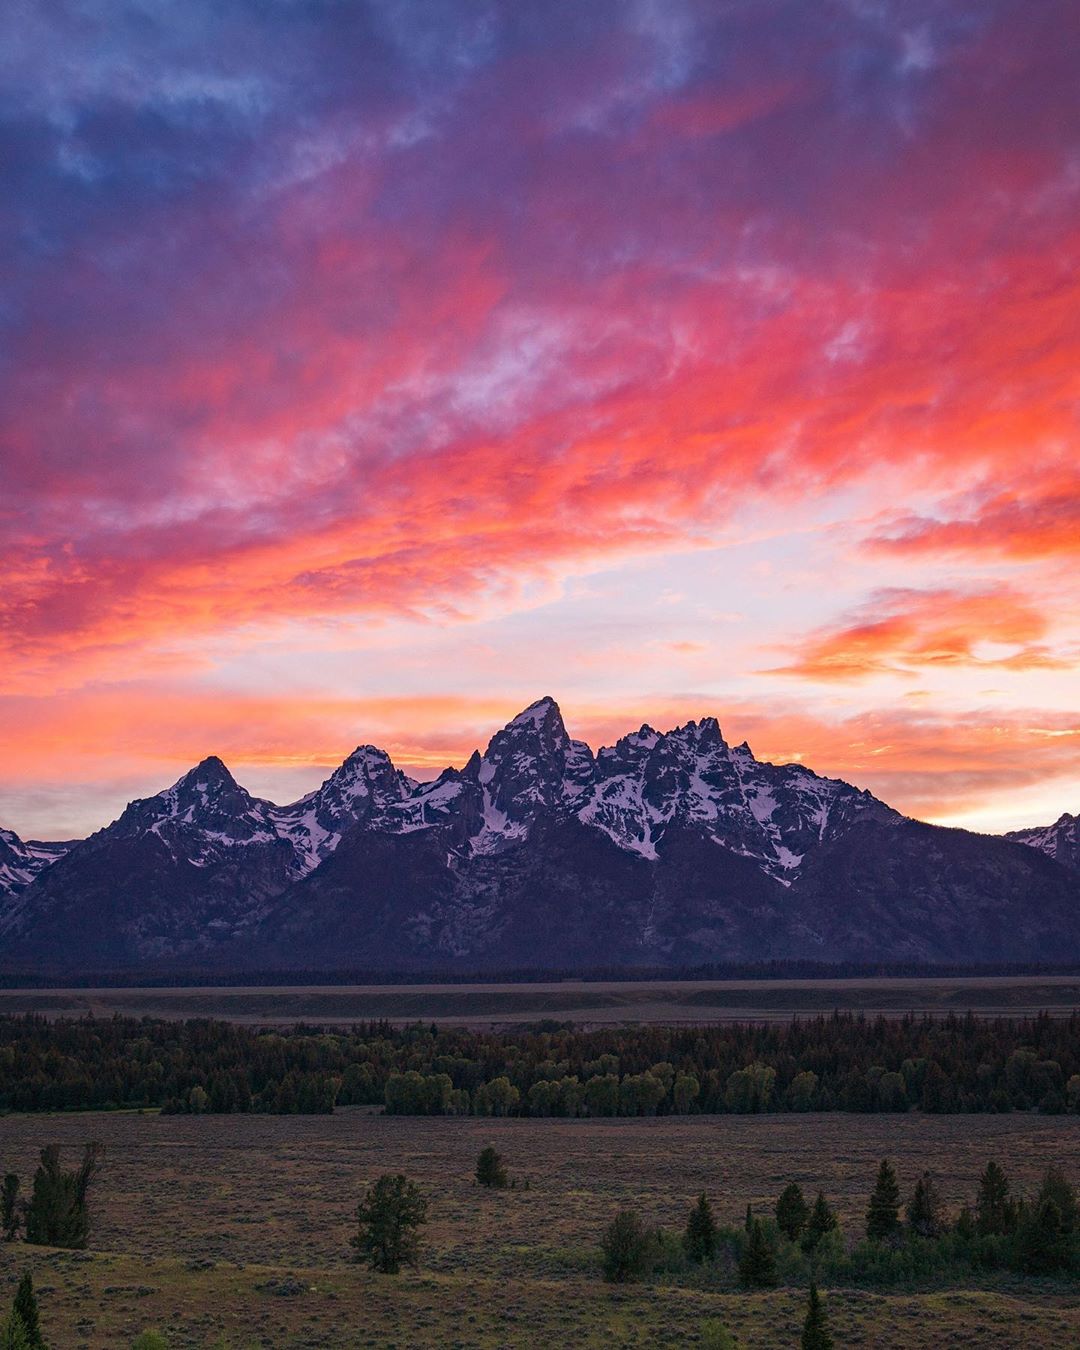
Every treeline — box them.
[602,1156,1080,1288]
[0,1011,1079,1116]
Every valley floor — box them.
[0,1111,1077,1347]
[4,972,1080,1025]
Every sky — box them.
[1,0,1078,841]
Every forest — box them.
[0,1011,1078,1116]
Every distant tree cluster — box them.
[598,1156,1080,1295]
[0,1011,1079,1116]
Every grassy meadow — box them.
[0,1109,1077,1347]
[3,973,1080,1026]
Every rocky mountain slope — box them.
[1,698,1077,970]
[1005,813,1080,876]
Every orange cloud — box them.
[769,588,1070,681]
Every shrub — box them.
[475,1146,508,1188]
[601,1209,657,1283]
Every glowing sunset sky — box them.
[2,1,1078,840]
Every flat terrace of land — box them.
[2,973,1079,1025]
[0,1111,1077,1347]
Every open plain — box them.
[0,1109,1077,1347]
[2,973,1080,1026]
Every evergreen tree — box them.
[953,1204,975,1241]
[802,1192,839,1252]
[25,1143,102,1249]
[1013,1196,1069,1275]
[866,1160,901,1241]
[1036,1167,1078,1235]
[11,1274,41,1350]
[744,1203,753,1233]
[700,1322,737,1350]
[350,1174,427,1274]
[683,1192,719,1263]
[738,1218,777,1287]
[801,1282,834,1350]
[776,1183,810,1241]
[906,1172,943,1239]
[1,1177,20,1242]
[601,1209,656,1283]
[475,1146,507,1188]
[975,1161,1014,1236]
[0,1313,30,1350]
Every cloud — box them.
[1,1,1079,829]
[769,587,1071,681]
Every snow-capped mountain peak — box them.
[1006,811,1080,875]
[0,828,71,896]
[272,745,417,874]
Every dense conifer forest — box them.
[1,1012,1078,1116]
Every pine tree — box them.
[0,1312,30,1350]
[1013,1196,1069,1275]
[738,1218,777,1288]
[475,1146,507,1188]
[351,1174,428,1274]
[744,1202,753,1232]
[1,1177,20,1242]
[801,1281,834,1350]
[906,1172,942,1239]
[802,1192,839,1251]
[975,1161,1014,1236]
[776,1183,810,1241]
[683,1192,719,1263]
[11,1274,41,1350]
[866,1160,901,1241]
[1036,1167,1078,1235]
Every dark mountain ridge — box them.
[1,697,1077,971]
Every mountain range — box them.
[1,697,1078,972]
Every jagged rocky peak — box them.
[145,755,265,826]
[0,827,71,895]
[1006,811,1080,874]
[480,696,594,816]
[273,743,416,874]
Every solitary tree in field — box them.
[683,1192,719,1263]
[906,1172,943,1239]
[475,1146,508,1188]
[1,1176,20,1242]
[800,1282,834,1350]
[776,1183,810,1241]
[351,1174,427,1274]
[25,1143,102,1249]
[10,1275,41,1350]
[975,1161,1015,1236]
[738,1219,777,1288]
[866,1160,901,1241]
[601,1209,656,1283]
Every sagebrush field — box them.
[1,1110,1077,1347]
